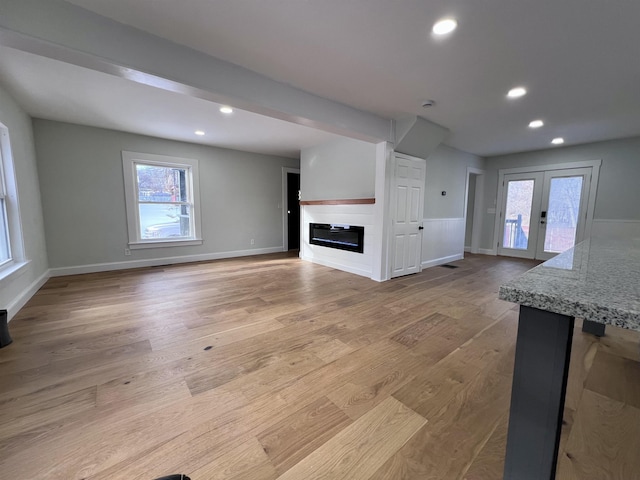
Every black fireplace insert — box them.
[309,223,364,253]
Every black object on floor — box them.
[440,264,459,269]
[582,318,606,337]
[153,475,191,480]
[0,309,12,348]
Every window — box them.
[0,142,11,267]
[122,151,202,248]
[0,123,27,281]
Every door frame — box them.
[464,167,486,254]
[281,167,300,252]
[492,159,601,256]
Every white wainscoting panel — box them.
[421,218,466,268]
[591,219,640,239]
[301,204,374,278]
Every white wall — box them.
[481,136,640,250]
[421,145,485,267]
[33,119,299,274]
[0,85,49,319]
[300,137,378,278]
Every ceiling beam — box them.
[0,0,392,143]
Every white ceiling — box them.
[3,0,640,157]
[0,46,344,158]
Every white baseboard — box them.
[301,255,372,279]
[421,253,464,269]
[49,247,284,277]
[464,246,471,252]
[7,269,51,322]
[478,248,496,256]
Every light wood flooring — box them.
[1,253,639,479]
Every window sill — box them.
[0,259,30,286]
[128,239,203,249]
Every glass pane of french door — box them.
[503,180,534,250]
[499,172,543,259]
[543,176,584,253]
[535,167,591,261]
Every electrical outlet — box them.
[250,239,255,245]
[124,248,131,256]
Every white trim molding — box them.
[421,253,464,269]
[49,247,283,277]
[464,167,486,254]
[7,269,50,321]
[495,159,602,176]
[0,259,29,285]
[122,151,203,249]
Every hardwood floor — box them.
[1,253,639,479]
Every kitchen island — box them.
[498,237,640,480]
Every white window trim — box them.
[0,259,30,286]
[122,151,203,249]
[0,123,28,281]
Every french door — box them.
[498,168,592,260]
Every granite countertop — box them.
[499,237,640,331]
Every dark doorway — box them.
[287,172,300,250]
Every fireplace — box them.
[309,223,364,253]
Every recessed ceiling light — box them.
[194,130,205,136]
[529,120,544,128]
[432,18,457,35]
[220,106,233,114]
[551,137,564,145]
[507,87,527,98]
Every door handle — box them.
[418,226,424,230]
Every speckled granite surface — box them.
[499,237,640,331]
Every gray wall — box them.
[300,137,376,200]
[34,120,299,269]
[0,84,48,315]
[481,135,640,249]
[424,144,484,219]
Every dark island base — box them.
[503,305,575,480]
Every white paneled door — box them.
[390,153,425,278]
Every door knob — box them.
[418,226,424,230]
